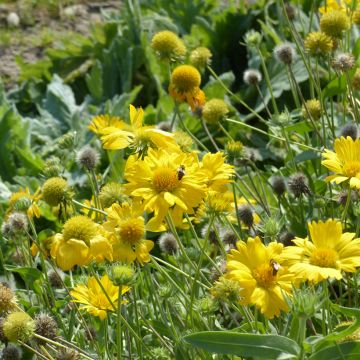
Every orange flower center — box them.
[119,218,145,245]
[343,161,360,178]
[252,263,276,288]
[153,167,178,193]
[309,247,338,268]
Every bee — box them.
[177,165,186,180]
[269,259,281,276]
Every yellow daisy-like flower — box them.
[124,148,206,231]
[99,105,177,155]
[103,202,154,264]
[88,114,127,135]
[201,152,234,192]
[50,215,113,271]
[321,136,360,189]
[8,187,41,218]
[70,274,130,320]
[319,0,350,14]
[226,236,294,318]
[169,65,206,111]
[281,219,360,284]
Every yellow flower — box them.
[100,105,177,155]
[319,0,351,14]
[169,65,205,111]
[88,114,127,135]
[226,237,294,318]
[51,216,113,271]
[304,32,333,56]
[321,136,360,189]
[8,187,41,218]
[320,10,350,38]
[103,202,154,264]
[151,30,186,60]
[281,219,360,284]
[124,148,206,231]
[70,274,130,320]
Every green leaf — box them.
[294,150,319,163]
[184,331,300,358]
[323,75,346,98]
[309,341,360,360]
[5,266,43,294]
[86,60,103,102]
[204,71,235,99]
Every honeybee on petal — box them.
[270,259,281,276]
[177,165,186,180]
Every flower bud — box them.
[42,177,68,207]
[202,99,229,124]
[3,312,35,342]
[110,264,135,286]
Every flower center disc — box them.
[153,167,178,193]
[343,161,360,178]
[310,247,338,268]
[119,218,145,245]
[252,264,276,288]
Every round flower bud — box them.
[194,296,218,315]
[202,99,229,124]
[34,313,58,344]
[270,176,287,196]
[99,182,128,209]
[288,173,311,198]
[211,276,242,303]
[173,130,193,152]
[158,232,179,254]
[244,30,262,48]
[110,264,135,286]
[43,157,62,178]
[0,283,17,313]
[353,8,360,26]
[190,47,212,69]
[170,65,201,93]
[151,30,186,60]
[274,43,295,65]
[55,348,80,360]
[237,205,254,228]
[76,146,100,171]
[352,68,360,90]
[42,177,68,207]
[340,123,358,140]
[314,198,326,208]
[332,53,355,72]
[243,69,262,86]
[304,31,333,56]
[279,230,295,246]
[3,312,35,342]
[57,132,76,150]
[302,99,322,120]
[7,212,28,233]
[262,217,281,238]
[225,140,243,161]
[1,344,22,360]
[320,10,350,38]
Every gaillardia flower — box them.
[51,215,113,271]
[322,136,360,189]
[304,31,333,56]
[226,237,294,318]
[169,65,205,111]
[124,148,206,231]
[100,105,177,155]
[70,274,130,320]
[103,202,154,264]
[88,114,126,135]
[281,219,360,284]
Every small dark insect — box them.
[270,259,281,276]
[177,165,186,180]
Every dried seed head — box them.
[7,212,28,233]
[274,43,295,65]
[34,313,58,344]
[55,348,81,360]
[1,344,22,360]
[332,53,355,72]
[279,231,295,246]
[243,69,262,86]
[288,173,311,197]
[237,205,254,228]
[340,123,358,140]
[47,270,64,288]
[270,176,287,196]
[158,233,179,254]
[285,3,296,20]
[337,190,359,206]
[302,99,322,121]
[0,283,17,313]
[76,146,100,171]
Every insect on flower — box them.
[270,259,281,276]
[177,165,186,180]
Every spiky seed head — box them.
[340,123,358,140]
[3,312,35,342]
[270,176,287,196]
[55,348,81,360]
[34,313,58,344]
[1,344,22,360]
[0,283,16,313]
[237,205,254,228]
[274,43,295,65]
[320,10,350,38]
[288,173,311,197]
[332,53,355,72]
[7,212,28,233]
[76,146,100,171]
[42,177,68,207]
[304,31,333,56]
